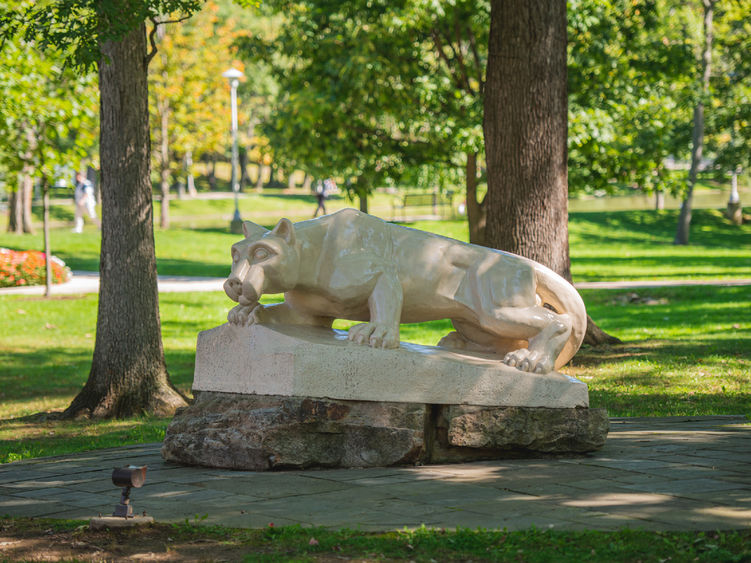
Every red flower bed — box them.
[0,248,72,288]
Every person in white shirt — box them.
[72,172,98,233]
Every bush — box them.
[0,248,72,288]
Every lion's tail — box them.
[533,263,587,370]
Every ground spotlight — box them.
[111,465,147,518]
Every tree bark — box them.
[484,0,570,279]
[159,98,170,230]
[483,0,618,347]
[21,173,34,234]
[7,180,22,233]
[465,151,486,245]
[255,163,265,192]
[208,154,217,190]
[185,150,197,197]
[239,146,249,191]
[674,0,714,245]
[65,23,186,419]
[42,178,52,298]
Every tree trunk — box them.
[484,0,570,278]
[674,0,714,246]
[255,163,265,192]
[21,173,34,234]
[185,150,197,197]
[239,146,248,191]
[7,180,22,233]
[287,170,297,192]
[159,99,170,230]
[42,178,52,298]
[466,151,486,245]
[208,154,217,190]
[655,189,665,210]
[483,0,617,348]
[65,23,186,419]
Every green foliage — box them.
[0,0,204,70]
[567,0,696,196]
[239,0,487,194]
[0,31,97,192]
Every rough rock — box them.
[161,392,425,470]
[162,393,609,470]
[443,405,609,453]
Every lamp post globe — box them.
[222,67,244,234]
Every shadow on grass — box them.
[570,208,751,248]
[0,347,198,407]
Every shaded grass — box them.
[1,518,750,562]
[1,285,749,462]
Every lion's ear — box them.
[271,218,296,246]
[242,221,268,240]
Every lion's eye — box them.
[231,248,239,263]
[252,247,270,262]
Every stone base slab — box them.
[192,324,589,408]
[162,392,609,470]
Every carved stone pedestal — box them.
[161,324,609,470]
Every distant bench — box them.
[392,192,454,220]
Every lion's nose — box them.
[224,277,241,297]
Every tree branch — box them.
[144,14,193,67]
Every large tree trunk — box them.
[483,0,618,347]
[484,0,570,278]
[65,23,186,419]
[466,151,486,245]
[158,98,170,230]
[674,0,714,245]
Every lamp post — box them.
[223,67,244,234]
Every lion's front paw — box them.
[227,303,263,326]
[348,322,400,349]
[503,348,554,374]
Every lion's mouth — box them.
[238,294,257,307]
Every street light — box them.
[223,67,244,234]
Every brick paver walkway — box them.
[1,416,749,531]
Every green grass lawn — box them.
[3,206,749,280]
[2,517,749,562]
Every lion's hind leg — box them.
[462,307,572,374]
[438,320,526,357]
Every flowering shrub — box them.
[0,248,72,288]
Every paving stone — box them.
[0,416,749,531]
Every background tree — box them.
[567,0,695,205]
[0,33,97,296]
[240,0,487,224]
[149,0,250,228]
[706,0,750,224]
[1,0,204,418]
[0,33,96,234]
[675,0,718,245]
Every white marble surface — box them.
[192,323,589,408]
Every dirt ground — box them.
[0,523,245,561]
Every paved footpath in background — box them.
[1,416,749,531]
[2,271,750,297]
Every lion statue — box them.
[223,209,587,374]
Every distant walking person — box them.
[72,172,98,233]
[313,179,328,217]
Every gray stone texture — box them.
[162,392,608,470]
[161,392,425,470]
